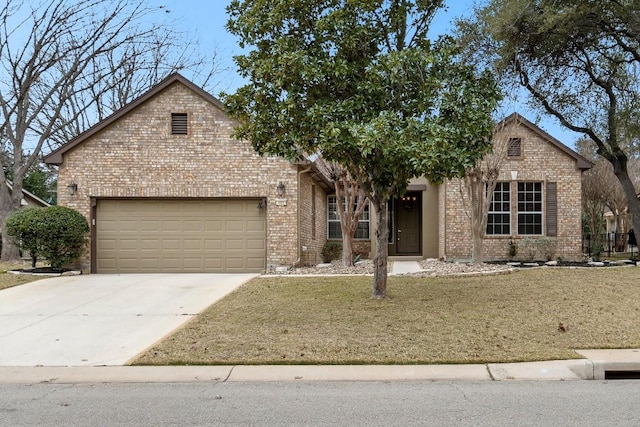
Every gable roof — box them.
[498,113,593,170]
[44,73,226,165]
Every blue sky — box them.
[151,0,581,147]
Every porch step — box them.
[389,256,423,261]
[390,261,423,275]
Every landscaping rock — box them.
[266,257,629,276]
[267,259,385,275]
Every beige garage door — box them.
[96,199,265,273]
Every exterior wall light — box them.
[67,182,78,196]
[276,182,286,197]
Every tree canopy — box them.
[459,0,640,237]
[224,0,501,297]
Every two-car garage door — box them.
[96,199,265,273]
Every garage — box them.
[95,199,266,273]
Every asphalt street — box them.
[2,380,640,426]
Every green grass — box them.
[132,267,640,366]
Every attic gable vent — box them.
[171,113,188,135]
[507,138,522,158]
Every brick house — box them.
[44,74,590,273]
[45,74,331,273]
[438,113,592,261]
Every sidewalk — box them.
[0,349,638,383]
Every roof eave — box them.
[497,113,594,170]
[43,73,225,165]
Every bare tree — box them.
[460,117,515,264]
[315,159,367,266]
[577,138,640,252]
[0,0,220,260]
[581,158,610,257]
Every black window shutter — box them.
[546,182,557,237]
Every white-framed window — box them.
[327,195,370,239]
[517,182,543,235]
[486,182,511,235]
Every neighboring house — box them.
[44,74,591,273]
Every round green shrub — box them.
[38,206,89,270]
[6,206,89,270]
[321,241,342,262]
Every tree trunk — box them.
[0,180,23,261]
[372,197,389,299]
[471,225,483,264]
[0,213,20,261]
[469,173,483,264]
[331,166,366,267]
[341,233,354,266]
[614,166,640,245]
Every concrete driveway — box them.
[0,273,257,367]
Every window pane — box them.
[355,222,370,239]
[328,222,342,239]
[516,181,543,235]
[327,195,370,240]
[486,182,511,235]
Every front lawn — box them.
[0,261,49,290]
[132,267,640,365]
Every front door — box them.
[395,192,421,254]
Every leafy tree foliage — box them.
[6,206,89,270]
[2,151,57,204]
[224,0,501,297]
[23,163,57,205]
[459,0,640,240]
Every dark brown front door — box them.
[395,192,421,254]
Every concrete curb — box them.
[576,349,640,380]
[488,359,593,381]
[1,350,639,384]
[227,364,491,382]
[1,355,638,384]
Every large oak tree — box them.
[224,0,500,298]
[459,0,640,240]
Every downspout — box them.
[296,167,312,266]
